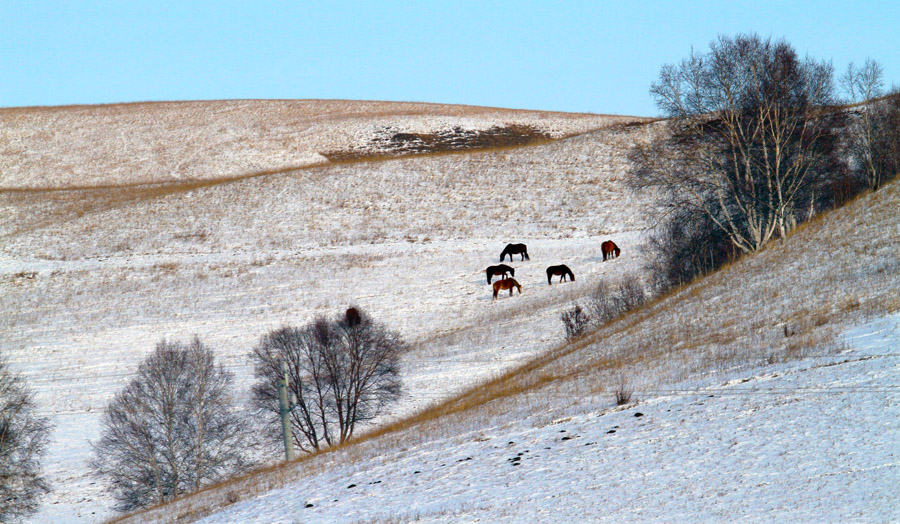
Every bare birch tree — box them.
[842,60,900,191]
[91,337,255,512]
[0,356,51,522]
[842,59,885,190]
[250,307,405,454]
[632,34,843,254]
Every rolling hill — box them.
[1,100,655,523]
[2,100,898,523]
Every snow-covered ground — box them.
[119,171,900,523]
[190,313,900,523]
[1,104,659,523]
[3,99,899,523]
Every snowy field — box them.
[1,104,657,523]
[119,172,900,523]
[190,313,900,523]
[3,99,899,523]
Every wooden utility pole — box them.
[277,362,295,461]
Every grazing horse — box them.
[500,243,530,262]
[492,278,522,299]
[601,240,621,261]
[486,264,515,284]
[546,265,575,285]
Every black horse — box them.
[500,243,530,262]
[486,264,515,284]
[546,265,574,285]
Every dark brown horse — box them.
[601,240,620,261]
[486,264,515,284]
[546,265,574,285]
[492,278,522,299]
[500,243,529,262]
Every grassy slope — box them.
[0,99,642,189]
[1,102,660,523]
[115,176,900,522]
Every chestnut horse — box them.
[492,278,522,299]
[486,264,515,284]
[500,243,530,262]
[546,265,574,285]
[601,240,620,261]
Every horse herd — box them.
[486,241,620,299]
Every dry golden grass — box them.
[1,99,647,190]
[1,117,646,242]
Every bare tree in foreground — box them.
[250,307,406,454]
[0,357,51,522]
[632,33,843,254]
[91,338,255,512]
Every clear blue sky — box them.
[2,1,898,116]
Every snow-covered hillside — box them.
[1,102,659,523]
[117,173,900,523]
[0,100,641,189]
[3,98,898,523]
[188,314,900,523]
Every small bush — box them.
[613,375,633,406]
[587,276,646,325]
[561,304,591,341]
[560,275,648,341]
[642,207,736,292]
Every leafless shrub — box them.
[250,307,406,454]
[561,304,591,341]
[0,355,51,522]
[91,337,256,512]
[588,276,647,326]
[613,375,633,406]
[642,206,737,292]
[561,276,648,340]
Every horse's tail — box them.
[524,249,530,261]
[486,268,492,284]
